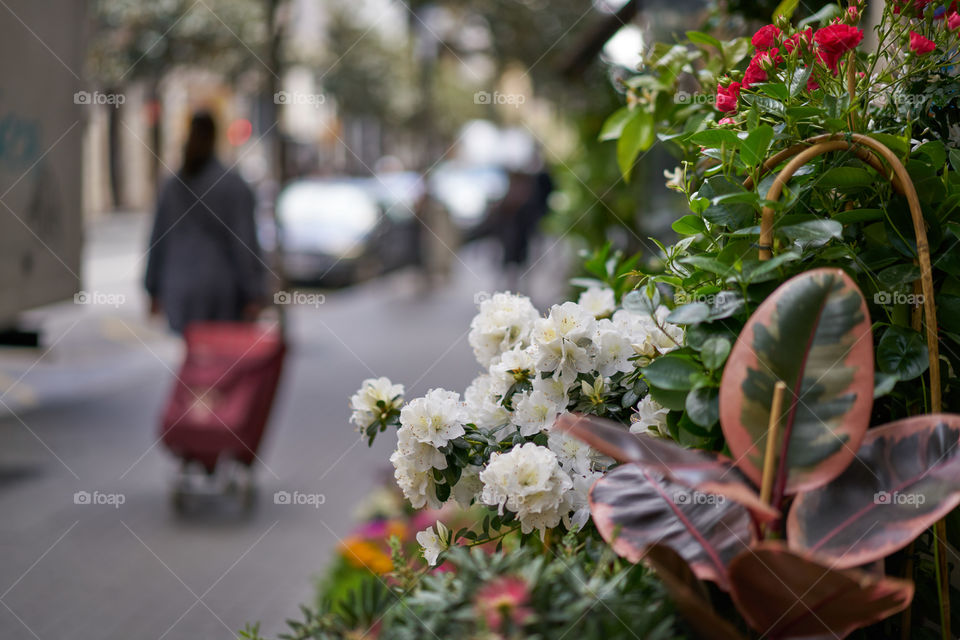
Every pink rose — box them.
[752,25,782,50]
[909,30,936,55]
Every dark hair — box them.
[181,111,217,177]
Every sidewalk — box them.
[0,212,180,416]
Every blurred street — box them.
[0,211,566,639]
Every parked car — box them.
[427,163,508,235]
[266,178,417,287]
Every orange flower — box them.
[340,536,394,575]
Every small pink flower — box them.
[715,81,741,113]
[718,117,735,125]
[950,11,960,30]
[909,30,936,55]
[474,576,533,632]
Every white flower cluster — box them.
[358,289,685,536]
[390,388,465,509]
[348,377,404,430]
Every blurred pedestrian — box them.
[492,164,553,291]
[145,111,265,333]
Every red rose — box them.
[742,61,767,89]
[716,81,741,113]
[814,24,864,73]
[752,24,781,50]
[949,11,960,29]
[909,30,936,54]
[784,28,813,54]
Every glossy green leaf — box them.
[599,106,633,141]
[672,214,708,236]
[700,337,731,370]
[876,325,928,381]
[617,109,655,181]
[643,355,701,391]
[667,302,711,325]
[719,269,874,495]
[685,30,721,50]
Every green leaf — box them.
[817,166,874,189]
[688,129,742,149]
[672,214,707,236]
[773,0,800,19]
[720,37,751,67]
[679,255,735,277]
[788,65,813,98]
[877,264,921,288]
[741,125,774,168]
[599,106,633,142]
[667,302,711,325]
[685,386,719,428]
[700,337,731,370]
[799,2,841,27]
[699,176,755,228]
[779,219,843,249]
[831,208,883,224]
[719,269,874,494]
[876,326,928,381]
[868,133,909,157]
[686,30,721,50]
[643,355,701,391]
[758,83,790,102]
[617,109,655,181]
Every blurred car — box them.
[266,178,418,287]
[427,163,508,234]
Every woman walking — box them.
[145,111,265,333]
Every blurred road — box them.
[0,212,568,639]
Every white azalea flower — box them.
[531,302,598,384]
[464,374,511,431]
[577,287,616,318]
[479,443,574,537]
[468,292,540,367]
[630,395,670,436]
[611,309,658,357]
[593,319,636,377]
[391,452,443,509]
[489,345,536,389]
[416,522,449,566]
[348,377,404,430]
[451,465,484,507]
[649,306,685,354]
[547,428,611,475]
[400,388,465,448]
[395,427,448,471]
[512,389,564,436]
[531,375,570,407]
[563,470,603,531]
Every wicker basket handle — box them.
[748,133,940,414]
